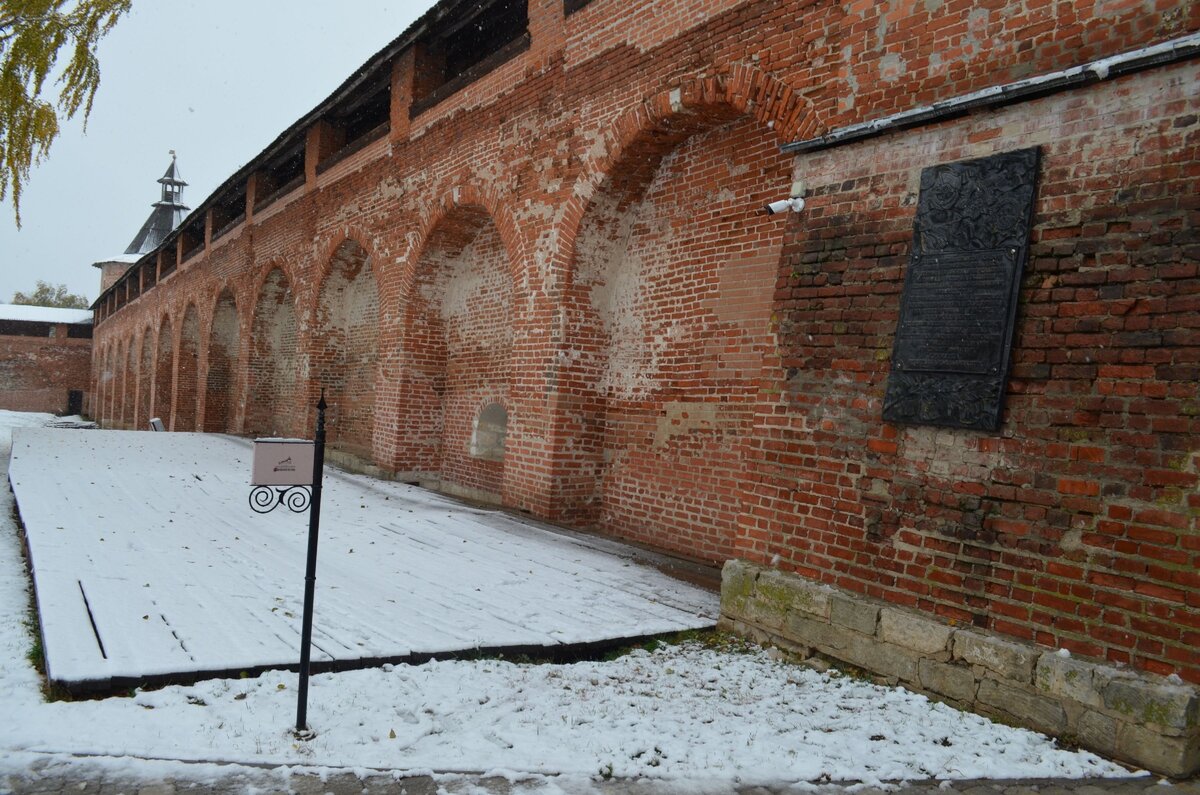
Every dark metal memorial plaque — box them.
[883,147,1040,431]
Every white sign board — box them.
[251,439,315,486]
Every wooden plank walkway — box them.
[8,430,717,691]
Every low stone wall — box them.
[720,560,1199,777]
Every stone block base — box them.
[720,560,1199,777]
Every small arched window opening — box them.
[470,402,508,461]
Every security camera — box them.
[764,197,805,215]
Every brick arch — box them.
[175,303,201,431]
[404,184,530,294]
[120,339,130,422]
[154,312,174,429]
[390,191,517,502]
[544,68,802,561]
[90,344,101,421]
[312,227,387,303]
[309,235,381,461]
[100,342,109,424]
[137,324,155,430]
[245,265,302,437]
[246,257,303,313]
[203,285,240,434]
[558,67,814,264]
[198,277,245,347]
[93,343,104,423]
[105,342,118,425]
[89,344,98,420]
[468,395,510,463]
[123,335,136,429]
[106,341,115,424]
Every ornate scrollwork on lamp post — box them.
[248,485,312,514]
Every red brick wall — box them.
[740,60,1200,682]
[245,268,301,438]
[90,0,1199,680]
[0,330,90,414]
[176,305,200,431]
[312,240,380,461]
[398,208,513,498]
[437,221,511,499]
[137,330,152,431]
[154,320,173,428]
[124,339,137,429]
[559,116,792,561]
[95,344,115,422]
[203,290,239,434]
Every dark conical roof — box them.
[124,154,189,256]
[159,157,187,186]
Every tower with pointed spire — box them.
[124,151,189,256]
[92,153,189,292]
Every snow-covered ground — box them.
[0,411,1139,792]
[9,428,716,687]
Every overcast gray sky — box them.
[0,0,433,306]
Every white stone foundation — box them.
[720,560,1199,777]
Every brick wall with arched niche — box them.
[84,0,1200,692]
[559,112,793,562]
[311,239,380,462]
[204,289,239,434]
[396,205,513,502]
[137,329,153,431]
[153,316,173,429]
[176,304,201,431]
[122,338,135,429]
[245,268,302,438]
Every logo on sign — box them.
[252,440,314,487]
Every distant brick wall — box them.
[0,328,91,414]
[89,0,1199,688]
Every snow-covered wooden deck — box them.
[8,430,717,690]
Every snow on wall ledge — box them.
[720,560,1200,778]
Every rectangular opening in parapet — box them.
[0,320,55,338]
[254,144,305,212]
[317,79,392,174]
[180,219,205,260]
[564,0,599,16]
[410,0,530,117]
[159,246,177,280]
[210,189,246,242]
[141,259,156,291]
